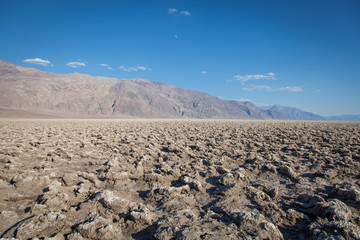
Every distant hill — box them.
[325,115,360,121]
[0,60,288,119]
[261,105,325,120]
[261,104,360,121]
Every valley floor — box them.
[0,119,360,239]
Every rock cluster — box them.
[0,120,359,239]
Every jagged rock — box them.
[111,171,129,181]
[321,199,352,221]
[45,180,62,193]
[61,173,80,186]
[219,172,236,185]
[262,163,278,173]
[174,226,202,240]
[47,232,65,240]
[329,182,360,202]
[150,185,191,197]
[75,181,91,196]
[79,172,101,187]
[16,211,66,239]
[96,190,135,213]
[41,192,70,210]
[261,202,285,224]
[311,220,360,240]
[180,176,204,191]
[154,226,179,240]
[278,166,297,180]
[76,216,123,240]
[143,172,165,187]
[219,168,247,186]
[66,232,85,240]
[266,188,279,199]
[129,208,156,225]
[285,209,310,226]
[233,167,247,179]
[247,186,271,203]
[230,211,284,240]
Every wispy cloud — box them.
[228,71,302,93]
[201,70,207,76]
[278,86,302,92]
[242,85,273,91]
[243,85,302,92]
[23,58,52,66]
[169,8,178,13]
[169,8,191,16]
[227,72,276,83]
[100,63,113,70]
[118,64,151,72]
[239,98,252,102]
[180,11,191,16]
[67,61,86,68]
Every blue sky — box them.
[1,0,359,116]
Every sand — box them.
[0,119,359,239]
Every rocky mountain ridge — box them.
[0,60,287,119]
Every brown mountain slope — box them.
[0,60,287,119]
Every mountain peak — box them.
[267,104,324,120]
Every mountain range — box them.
[261,105,360,121]
[1,60,358,121]
[0,60,287,119]
[260,105,325,120]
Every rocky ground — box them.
[0,119,360,240]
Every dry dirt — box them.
[0,119,360,240]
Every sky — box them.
[1,0,359,116]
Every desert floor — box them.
[0,119,359,240]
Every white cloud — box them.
[169,8,178,13]
[118,64,151,72]
[67,61,86,68]
[174,34,178,39]
[169,8,191,16]
[227,72,276,83]
[137,66,146,70]
[201,70,207,76]
[100,63,113,70]
[23,58,52,66]
[243,85,302,92]
[180,11,191,16]
[229,71,302,93]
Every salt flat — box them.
[0,119,359,239]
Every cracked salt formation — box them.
[0,119,359,239]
